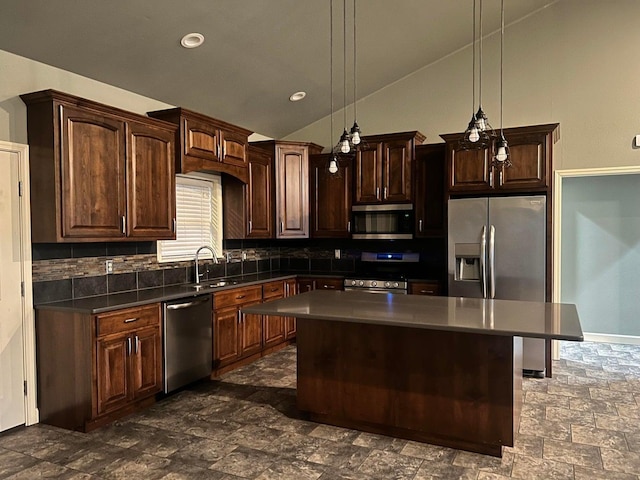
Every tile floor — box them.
[1,341,639,479]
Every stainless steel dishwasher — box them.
[163,295,212,393]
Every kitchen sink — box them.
[189,280,239,290]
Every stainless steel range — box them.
[344,252,420,294]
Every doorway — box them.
[0,141,37,431]
[554,166,640,345]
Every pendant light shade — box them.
[492,0,511,167]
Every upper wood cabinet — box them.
[441,123,559,195]
[309,154,352,238]
[250,140,323,239]
[20,90,177,243]
[354,131,426,204]
[414,143,446,237]
[222,146,273,239]
[147,107,252,183]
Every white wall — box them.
[561,174,640,337]
[285,0,640,171]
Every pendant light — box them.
[339,0,351,154]
[328,0,341,175]
[493,0,511,166]
[349,0,362,146]
[474,0,494,139]
[459,0,483,150]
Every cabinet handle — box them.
[121,216,126,234]
[376,187,380,199]
[124,317,139,323]
[270,287,278,292]
[223,143,227,158]
[323,284,336,289]
[248,220,252,233]
[420,290,435,294]
[215,143,219,158]
[280,221,284,233]
[419,219,423,232]
[236,294,246,299]
[347,221,351,232]
[134,335,139,354]
[383,187,387,199]
[237,310,242,324]
[285,284,289,295]
[489,171,493,187]
[127,337,132,356]
[499,170,503,186]
[173,218,177,233]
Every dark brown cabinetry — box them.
[223,146,273,239]
[310,154,352,238]
[354,131,425,204]
[284,279,298,340]
[20,90,177,243]
[297,277,344,292]
[262,281,286,348]
[408,281,442,296]
[213,285,263,368]
[441,124,559,195]
[147,107,252,183]
[414,143,446,237]
[36,303,162,432]
[251,141,323,239]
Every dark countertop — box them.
[243,290,584,341]
[35,272,298,314]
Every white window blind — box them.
[157,174,223,262]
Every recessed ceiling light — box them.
[180,33,205,49]
[289,91,307,102]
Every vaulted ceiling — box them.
[0,0,556,138]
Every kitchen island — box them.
[243,291,583,457]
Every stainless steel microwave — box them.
[351,204,414,240]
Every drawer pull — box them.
[124,317,139,323]
[237,311,242,324]
[236,294,246,299]
[134,335,139,354]
[270,288,278,292]
[323,285,335,289]
[420,290,435,294]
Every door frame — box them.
[553,165,640,347]
[0,140,38,425]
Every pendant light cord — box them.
[471,0,476,113]
[330,0,334,146]
[478,0,483,109]
[353,0,357,122]
[500,0,504,133]
[343,0,347,131]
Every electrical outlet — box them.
[335,249,341,259]
[242,251,247,261]
[105,260,113,274]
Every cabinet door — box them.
[414,144,446,237]
[60,105,126,238]
[383,138,412,202]
[497,131,548,190]
[355,142,383,203]
[214,306,240,366]
[221,130,248,167]
[239,301,263,357]
[284,279,297,339]
[275,144,309,238]
[310,155,352,238]
[247,150,273,238]
[96,334,129,415]
[297,278,316,293]
[447,145,493,193]
[183,116,220,161]
[315,278,344,291]
[127,122,176,239]
[409,281,441,296]
[130,327,162,400]
[263,313,285,348]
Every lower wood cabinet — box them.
[36,303,163,432]
[263,280,286,348]
[297,276,344,292]
[408,281,442,296]
[284,279,298,340]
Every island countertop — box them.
[242,290,583,341]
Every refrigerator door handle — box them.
[480,225,488,298]
[489,224,496,299]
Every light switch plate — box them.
[636,134,640,147]
[335,249,341,259]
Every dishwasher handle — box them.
[166,296,211,310]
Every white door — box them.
[0,147,27,431]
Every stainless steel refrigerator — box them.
[447,195,547,375]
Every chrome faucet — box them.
[194,245,219,284]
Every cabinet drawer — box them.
[214,285,262,309]
[96,304,160,337]
[315,278,344,291]
[409,282,441,296]
[262,281,285,300]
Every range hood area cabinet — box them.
[147,107,252,183]
[441,123,559,195]
[224,140,322,239]
[20,90,177,243]
[354,131,425,204]
[414,143,446,238]
[309,154,352,238]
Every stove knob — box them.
[385,281,391,288]
[359,281,364,286]
[394,282,399,288]
[371,281,377,287]
[351,280,357,286]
